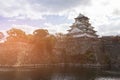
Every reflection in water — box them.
[95,77,120,80]
[0,66,120,80]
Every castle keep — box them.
[67,14,97,38]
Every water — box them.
[0,66,120,80]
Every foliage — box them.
[0,28,58,64]
[6,28,27,42]
[33,29,49,39]
[0,32,4,39]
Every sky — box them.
[0,0,120,36]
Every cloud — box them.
[43,23,71,34]
[6,23,71,34]
[71,0,120,36]
[28,0,91,12]
[10,24,39,34]
[97,19,120,36]
[113,9,120,16]
[0,24,39,42]
[0,0,91,20]
[0,0,44,19]
[0,0,120,36]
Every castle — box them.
[54,14,120,68]
[0,14,119,68]
[67,14,97,38]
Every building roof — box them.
[75,13,89,20]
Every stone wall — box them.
[54,36,120,67]
[101,36,120,68]
[0,36,120,67]
[54,37,101,63]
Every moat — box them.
[0,66,120,80]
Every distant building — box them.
[67,14,97,38]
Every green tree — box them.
[32,29,49,53]
[46,35,56,54]
[33,29,49,38]
[6,28,27,42]
[26,34,34,43]
[32,29,56,63]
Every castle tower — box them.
[67,14,98,38]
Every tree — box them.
[33,29,49,39]
[6,28,27,42]
[26,34,34,43]
[46,35,56,54]
[55,33,64,40]
[0,32,4,40]
[32,29,49,53]
[32,29,56,63]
